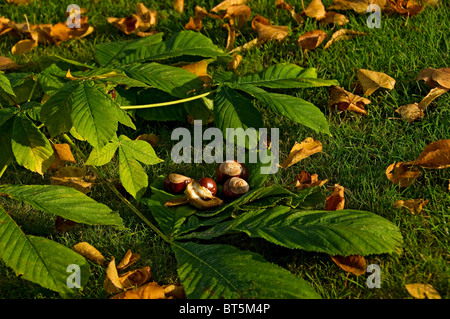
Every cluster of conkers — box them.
[163,160,250,210]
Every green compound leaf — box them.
[230,63,339,89]
[11,113,54,175]
[0,184,124,228]
[172,241,321,299]
[0,205,90,297]
[121,31,229,64]
[230,206,403,256]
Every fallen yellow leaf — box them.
[393,198,429,215]
[324,29,366,49]
[417,67,450,89]
[328,85,370,114]
[298,30,327,51]
[386,162,421,187]
[331,255,366,275]
[405,283,441,299]
[279,138,322,168]
[173,0,184,13]
[291,171,328,190]
[418,87,448,110]
[395,103,424,123]
[405,139,450,169]
[73,242,107,266]
[357,69,396,96]
[304,0,327,20]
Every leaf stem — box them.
[120,91,213,110]
[60,133,170,243]
[0,164,8,180]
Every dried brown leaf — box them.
[405,139,450,169]
[50,166,95,194]
[0,56,19,71]
[298,30,327,51]
[110,281,167,299]
[304,0,327,20]
[331,255,366,275]
[173,0,184,13]
[395,103,425,122]
[48,143,77,171]
[73,242,107,266]
[279,138,322,169]
[386,162,421,187]
[357,69,396,96]
[211,0,247,13]
[319,11,349,26]
[55,216,78,233]
[11,38,37,55]
[324,29,366,49]
[164,196,189,207]
[228,53,242,70]
[328,0,387,13]
[253,20,289,43]
[104,256,124,294]
[417,68,450,89]
[405,283,441,299]
[136,133,158,147]
[418,87,448,110]
[162,284,186,299]
[117,249,141,271]
[119,266,152,290]
[292,171,328,190]
[328,85,370,114]
[393,198,429,215]
[325,184,345,211]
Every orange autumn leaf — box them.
[228,53,242,70]
[357,69,396,96]
[72,242,107,266]
[279,138,322,169]
[405,140,450,169]
[323,29,366,49]
[298,30,327,51]
[11,38,37,55]
[386,162,421,187]
[328,85,370,114]
[328,0,388,13]
[108,3,157,37]
[103,256,124,294]
[117,249,141,271]
[319,11,349,26]
[110,281,167,299]
[136,133,158,147]
[48,143,77,171]
[291,171,328,190]
[0,56,19,71]
[418,87,448,111]
[325,184,345,211]
[173,0,184,13]
[304,0,327,20]
[387,0,424,17]
[118,266,152,290]
[50,166,96,194]
[211,0,248,13]
[276,0,303,23]
[393,198,429,215]
[331,255,367,275]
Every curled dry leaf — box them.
[111,282,167,299]
[279,137,322,169]
[331,255,367,275]
[393,199,428,215]
[357,69,396,96]
[275,0,303,24]
[11,39,37,55]
[0,56,19,71]
[108,3,157,37]
[405,140,450,169]
[104,256,124,294]
[136,133,158,147]
[0,17,14,36]
[405,283,441,299]
[211,0,248,13]
[48,143,77,171]
[417,68,450,89]
[324,29,366,49]
[328,0,388,13]
[173,0,184,13]
[50,166,96,194]
[252,17,290,43]
[55,216,78,233]
[298,30,327,51]
[72,242,107,266]
[328,86,370,114]
[387,0,424,17]
[320,11,349,26]
[325,184,345,211]
[117,249,141,271]
[118,267,152,290]
[291,171,328,190]
[304,0,327,20]
[180,60,212,83]
[228,53,242,70]
[395,103,424,123]
[163,284,186,299]
[418,87,448,110]
[386,162,421,187]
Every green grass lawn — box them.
[0,0,449,299]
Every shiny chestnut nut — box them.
[216,160,249,183]
[223,177,250,199]
[197,177,217,196]
[163,174,193,194]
